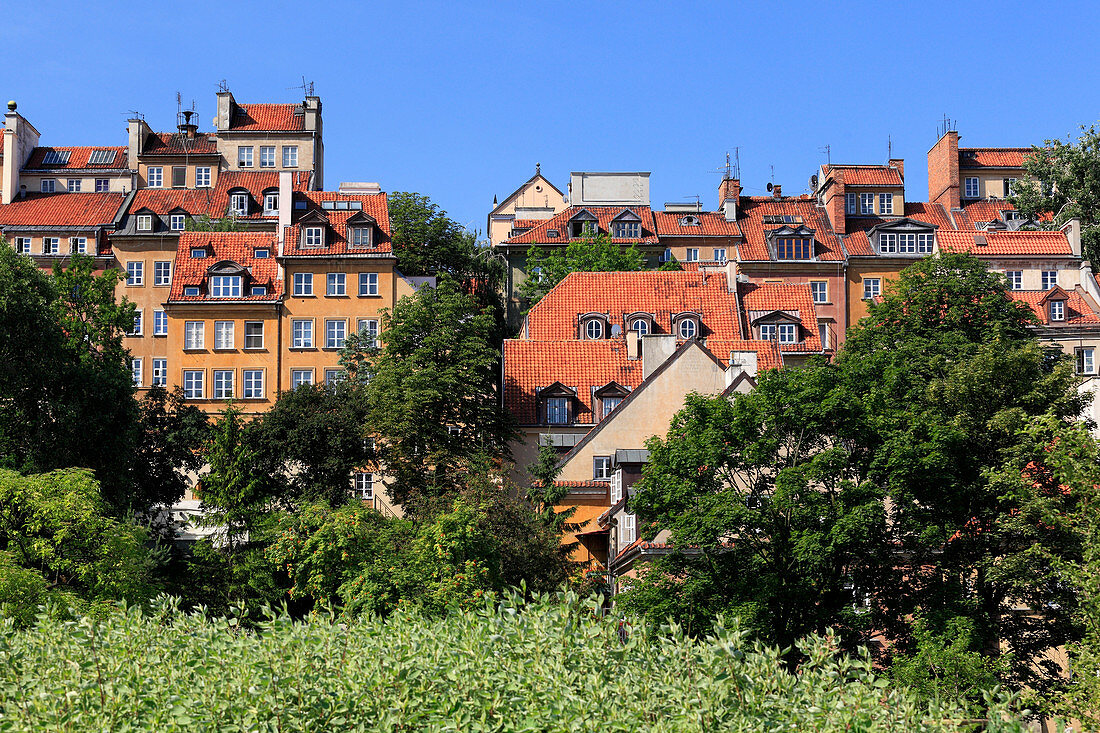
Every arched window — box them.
[678,319,697,339]
[585,319,604,340]
[631,319,649,336]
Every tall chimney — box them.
[178,110,198,139]
[928,130,960,211]
[888,158,905,180]
[3,101,39,205]
[772,184,782,199]
[718,177,740,222]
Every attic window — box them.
[350,227,373,248]
[679,215,700,226]
[190,248,208,259]
[1050,300,1065,322]
[760,323,798,343]
[294,200,307,210]
[762,215,803,225]
[547,229,560,238]
[88,150,116,165]
[254,248,270,259]
[304,227,325,247]
[41,150,71,165]
[321,200,364,211]
[776,237,812,260]
[613,221,640,238]
[183,286,200,297]
[571,221,597,238]
[229,192,249,216]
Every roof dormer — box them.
[569,209,599,238]
[347,210,378,248]
[751,311,803,344]
[297,209,329,248]
[1040,286,1070,325]
[538,382,578,425]
[671,311,702,340]
[765,224,817,261]
[870,217,938,256]
[625,311,655,336]
[579,312,610,340]
[610,209,642,239]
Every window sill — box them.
[325,294,349,299]
[358,293,382,298]
[290,347,317,351]
[243,347,267,352]
[183,348,207,353]
[292,294,316,298]
[153,334,168,338]
[212,348,237,352]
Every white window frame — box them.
[879,193,893,215]
[810,281,828,304]
[69,237,87,254]
[127,261,144,286]
[612,221,640,238]
[777,323,797,344]
[359,272,379,296]
[357,319,380,348]
[917,233,934,253]
[325,319,347,349]
[214,321,235,350]
[860,193,874,215]
[1042,271,1058,290]
[137,214,153,232]
[152,358,167,387]
[170,214,186,231]
[212,370,234,399]
[95,178,109,192]
[327,272,347,296]
[196,167,211,188]
[238,146,254,168]
[293,272,314,296]
[964,177,979,198]
[863,278,881,300]
[182,370,204,399]
[184,321,205,350]
[685,248,699,262]
[1006,271,1023,291]
[585,319,603,340]
[351,227,372,247]
[292,319,314,348]
[154,261,172,286]
[620,513,637,546]
[244,321,264,349]
[68,179,81,193]
[631,319,649,336]
[354,472,374,500]
[845,192,857,215]
[243,370,264,399]
[210,275,242,298]
[678,319,697,339]
[229,193,248,216]
[147,167,163,188]
[593,456,612,481]
[818,322,830,349]
[259,146,276,168]
[130,358,142,387]
[610,471,623,504]
[264,193,279,214]
[1050,300,1065,321]
[713,248,727,263]
[153,310,168,336]
[546,397,569,425]
[41,179,56,193]
[304,227,324,247]
[602,396,622,418]
[760,323,776,340]
[13,238,31,255]
[291,369,314,388]
[42,237,60,255]
[1077,348,1095,375]
[282,146,298,168]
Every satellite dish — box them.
[766,183,773,192]
[810,174,819,188]
[610,324,622,337]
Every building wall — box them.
[959,170,1024,202]
[216,134,316,179]
[976,257,1082,290]
[487,174,564,247]
[114,236,178,391]
[739,264,848,348]
[928,131,960,210]
[845,258,912,327]
[21,171,131,194]
[136,160,220,190]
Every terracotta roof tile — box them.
[128,188,223,217]
[653,211,742,237]
[0,192,126,228]
[939,230,1072,257]
[230,104,304,132]
[1010,290,1100,325]
[735,196,844,262]
[737,281,824,353]
[212,171,311,219]
[169,232,282,302]
[23,146,128,170]
[823,164,903,187]
[142,132,218,156]
[842,202,956,257]
[958,148,1031,169]
[503,205,658,245]
[283,191,392,257]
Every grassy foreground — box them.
[0,593,1024,732]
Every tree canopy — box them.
[519,233,646,308]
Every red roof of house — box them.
[230,104,305,132]
[738,281,824,353]
[169,232,282,302]
[526,270,743,340]
[213,171,312,219]
[0,192,126,228]
[129,188,222,218]
[736,196,844,262]
[142,132,219,156]
[842,202,956,256]
[958,148,1031,169]
[23,146,128,170]
[510,219,544,230]
[938,230,1073,257]
[652,211,742,238]
[283,191,392,257]
[503,205,658,245]
[823,164,904,187]
[1009,290,1100,325]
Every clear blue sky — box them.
[3,1,1099,233]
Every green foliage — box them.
[387,191,501,282]
[1010,123,1100,262]
[341,277,514,513]
[891,615,1007,711]
[184,213,243,232]
[0,595,1026,731]
[199,408,278,548]
[130,387,209,510]
[519,233,646,307]
[657,255,683,271]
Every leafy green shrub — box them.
[0,593,1025,731]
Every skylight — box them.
[762,215,803,225]
[321,200,363,211]
[88,150,116,165]
[41,150,71,165]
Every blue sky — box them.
[3,1,1099,233]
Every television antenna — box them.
[217,79,229,93]
[819,144,831,165]
[289,76,315,97]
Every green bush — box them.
[0,593,1025,731]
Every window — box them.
[326,319,347,349]
[127,261,144,286]
[1042,270,1058,290]
[184,321,204,350]
[879,193,893,215]
[250,286,267,296]
[259,146,276,168]
[255,248,270,259]
[293,272,314,296]
[68,179,81,192]
[244,322,264,349]
[243,370,264,398]
[292,319,313,348]
[613,221,640,238]
[351,227,372,247]
[964,177,979,198]
[863,278,881,300]
[917,233,934,253]
[166,214,184,231]
[713,248,727,263]
[41,179,55,193]
[594,456,612,481]
[685,248,699,262]
[291,370,313,388]
[229,193,248,215]
[304,227,324,247]
[860,193,874,215]
[210,275,242,298]
[42,238,60,255]
[147,167,163,187]
[778,323,797,343]
[354,473,374,500]
[13,238,30,254]
[124,358,141,388]
[546,397,569,425]
[602,396,622,418]
[264,193,278,214]
[88,150,114,165]
[570,220,597,238]
[95,178,109,192]
[153,310,167,336]
[1003,178,1017,197]
[585,319,604,340]
[1077,348,1095,375]
[172,166,186,188]
[327,272,347,296]
[282,146,298,167]
[845,192,857,215]
[69,238,87,254]
[610,471,623,504]
[190,247,207,259]
[818,322,830,349]
[183,371,204,399]
[154,261,172,286]
[238,147,253,167]
[806,281,827,304]
[214,321,234,349]
[213,370,234,399]
[183,286,200,297]
[137,214,153,232]
[196,167,211,188]
[1004,210,1022,222]
[760,323,776,340]
[152,359,167,387]
[357,319,380,348]
[41,150,70,165]
[359,272,379,296]
[620,513,637,546]
[1006,271,1023,291]
[1049,300,1065,321]
[776,238,812,260]
[631,319,649,336]
[661,248,672,263]
[678,319,697,339]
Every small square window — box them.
[95,178,109,192]
[260,146,276,168]
[593,456,611,480]
[154,261,172,285]
[68,179,81,192]
[170,214,186,231]
[351,227,372,247]
[863,278,881,300]
[353,472,374,500]
[264,193,279,214]
[13,238,31,255]
[293,272,314,296]
[810,281,827,304]
[196,167,211,188]
[1042,271,1058,290]
[713,248,727,263]
[685,248,699,262]
[304,227,324,247]
[250,286,267,296]
[69,238,88,254]
[41,179,56,193]
[137,214,153,232]
[42,238,60,255]
[238,146,254,167]
[291,370,313,388]
[230,193,248,216]
[254,248,270,259]
[127,261,144,286]
[190,247,207,259]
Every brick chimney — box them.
[928,130,960,211]
[772,184,782,199]
[821,167,847,235]
[718,176,740,222]
[888,158,905,180]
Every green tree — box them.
[1010,123,1100,262]
[199,407,277,549]
[129,387,209,511]
[388,192,491,279]
[341,277,513,513]
[184,213,243,232]
[519,233,646,307]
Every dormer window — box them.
[1050,300,1065,321]
[546,398,570,424]
[254,248,270,259]
[183,286,200,297]
[304,227,325,247]
[547,229,560,238]
[263,191,279,215]
[679,319,697,339]
[580,313,609,340]
[190,248,207,259]
[613,221,639,238]
[210,275,242,298]
[229,192,249,216]
[350,227,373,248]
[630,318,649,336]
[679,215,700,227]
[594,382,630,420]
[137,214,153,232]
[760,323,798,343]
[539,382,577,425]
[672,312,701,340]
[880,232,934,254]
[572,221,597,238]
[776,237,812,260]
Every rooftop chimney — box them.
[178,109,198,139]
[626,331,641,360]
[718,177,740,222]
[3,101,40,205]
[888,158,905,180]
[772,184,782,199]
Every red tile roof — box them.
[938,230,1073,257]
[958,148,1032,169]
[526,270,742,340]
[169,232,282,302]
[23,146,128,170]
[842,202,956,256]
[738,281,824,353]
[823,164,903,187]
[510,219,544,231]
[652,211,742,237]
[0,192,126,228]
[142,132,218,156]
[736,196,844,262]
[230,104,305,132]
[503,206,658,245]
[283,191,392,257]
[128,188,222,218]
[213,171,311,219]
[1010,290,1100,325]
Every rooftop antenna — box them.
[936,114,956,139]
[770,165,775,186]
[289,76,315,97]
[536,162,540,175]
[820,144,831,165]
[888,134,892,160]
[217,79,229,93]
[127,109,145,121]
